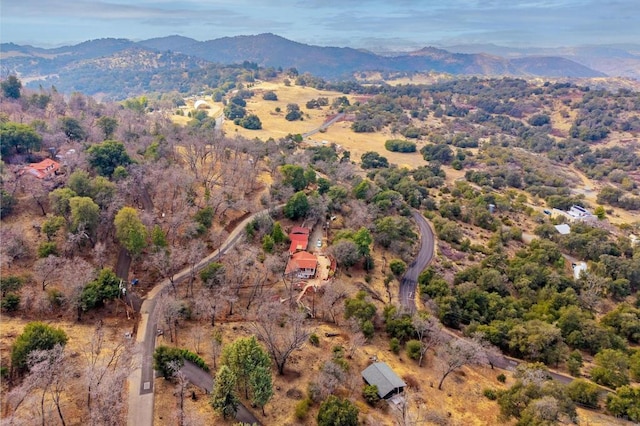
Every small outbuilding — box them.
[361,362,406,400]
[554,224,571,235]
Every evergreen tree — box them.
[210,365,239,419]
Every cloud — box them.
[1,0,638,48]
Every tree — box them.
[361,151,389,169]
[1,75,22,98]
[11,322,68,374]
[390,259,407,277]
[114,206,148,258]
[591,349,629,389]
[251,301,310,375]
[594,205,606,220]
[210,365,239,420]
[238,114,262,129]
[87,140,132,177]
[284,191,309,220]
[317,395,359,426]
[69,196,100,237]
[0,121,42,156]
[330,240,361,268]
[566,379,600,408]
[59,117,87,141]
[412,314,445,367]
[606,385,640,422]
[280,164,307,191]
[96,116,118,139]
[285,103,302,121]
[249,365,274,415]
[221,336,271,399]
[49,188,77,216]
[0,189,16,218]
[437,339,487,390]
[42,216,65,241]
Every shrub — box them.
[309,333,320,347]
[37,242,58,258]
[363,384,380,405]
[295,397,312,419]
[406,340,422,360]
[385,139,417,153]
[497,373,507,383]
[1,293,20,312]
[483,388,498,400]
[389,337,400,354]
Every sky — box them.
[1,0,638,50]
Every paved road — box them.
[301,112,345,138]
[399,211,435,312]
[127,205,281,426]
[400,215,580,386]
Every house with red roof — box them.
[288,226,310,255]
[20,159,60,180]
[285,251,318,279]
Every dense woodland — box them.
[1,68,640,425]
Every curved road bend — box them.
[399,211,436,313]
[402,214,579,386]
[127,206,281,426]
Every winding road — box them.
[127,206,280,426]
[399,211,436,312]
[399,212,585,387]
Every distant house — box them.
[20,159,60,180]
[630,234,639,247]
[573,262,588,280]
[568,205,593,220]
[554,224,571,235]
[362,362,406,400]
[285,251,317,279]
[288,226,310,255]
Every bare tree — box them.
[436,338,487,390]
[168,360,190,426]
[471,331,503,370]
[6,345,72,426]
[145,248,186,295]
[317,280,348,324]
[156,293,182,343]
[251,301,310,375]
[82,323,132,411]
[32,255,62,291]
[412,313,445,367]
[58,256,96,320]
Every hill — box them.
[0,34,608,99]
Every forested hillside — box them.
[1,69,639,425]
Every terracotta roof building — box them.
[288,226,310,255]
[285,251,317,279]
[20,159,60,179]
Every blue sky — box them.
[1,0,638,49]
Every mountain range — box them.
[2,33,637,99]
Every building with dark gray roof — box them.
[361,362,406,399]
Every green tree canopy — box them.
[284,191,309,220]
[0,121,42,156]
[280,164,307,191]
[114,206,148,257]
[96,116,118,139]
[221,336,271,399]
[317,395,359,426]
[87,140,132,177]
[210,365,239,419]
[1,75,22,99]
[60,117,87,141]
[69,196,100,236]
[11,322,68,373]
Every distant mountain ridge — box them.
[439,43,640,80]
[0,33,620,98]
